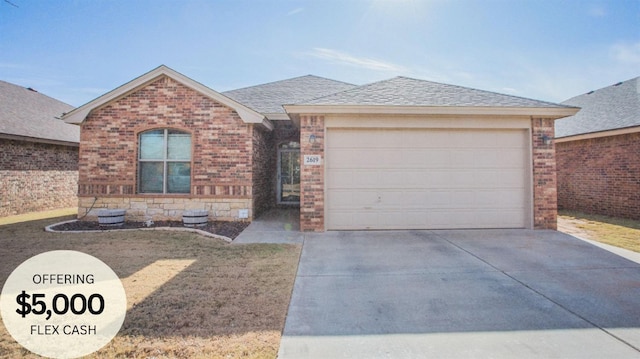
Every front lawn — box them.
[558,210,640,253]
[0,216,301,359]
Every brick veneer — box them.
[531,118,558,229]
[251,125,275,218]
[299,115,324,231]
[0,139,78,216]
[77,76,261,221]
[556,131,640,220]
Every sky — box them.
[1,0,639,107]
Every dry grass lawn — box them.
[558,210,640,253]
[0,216,301,359]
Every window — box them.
[138,129,191,194]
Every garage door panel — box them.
[352,211,381,228]
[380,150,406,168]
[500,170,526,187]
[350,170,380,188]
[499,189,526,207]
[353,191,380,208]
[449,171,478,188]
[329,149,355,168]
[449,190,477,208]
[430,210,475,228]
[326,128,529,230]
[378,171,405,186]
[474,171,501,187]
[327,190,353,209]
[404,130,451,147]
[493,131,527,147]
[499,150,526,168]
[452,150,478,167]
[408,149,452,167]
[405,170,430,187]
[327,211,354,229]
[330,170,354,187]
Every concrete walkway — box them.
[279,229,640,358]
[232,209,304,244]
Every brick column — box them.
[531,117,557,229]
[300,115,325,232]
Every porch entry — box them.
[277,142,300,204]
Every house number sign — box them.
[304,155,322,166]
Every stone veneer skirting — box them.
[78,196,252,222]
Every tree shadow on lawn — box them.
[0,217,301,358]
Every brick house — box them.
[555,76,639,220]
[63,65,578,231]
[0,80,78,217]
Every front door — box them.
[278,142,300,204]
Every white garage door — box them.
[326,128,529,230]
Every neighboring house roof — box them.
[555,76,640,139]
[223,75,356,119]
[0,80,78,146]
[62,65,272,130]
[285,76,578,118]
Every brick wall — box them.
[78,76,255,221]
[556,131,640,220]
[531,118,558,229]
[251,124,275,218]
[0,139,78,216]
[299,115,324,231]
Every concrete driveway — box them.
[278,229,640,358]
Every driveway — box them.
[278,229,640,358]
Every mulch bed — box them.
[50,220,250,239]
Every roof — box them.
[299,76,571,107]
[223,75,356,118]
[285,76,578,118]
[0,80,78,145]
[62,65,272,130]
[555,76,640,139]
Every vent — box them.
[587,90,594,95]
[614,82,623,86]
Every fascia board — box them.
[265,113,291,120]
[555,125,640,143]
[0,133,79,147]
[283,105,580,119]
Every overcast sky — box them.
[1,0,639,107]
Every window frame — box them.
[137,128,192,194]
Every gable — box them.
[62,65,272,130]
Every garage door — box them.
[326,128,529,230]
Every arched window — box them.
[138,129,191,194]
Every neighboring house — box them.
[62,65,577,231]
[555,76,640,220]
[0,80,79,217]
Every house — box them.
[555,76,640,220]
[0,80,78,217]
[62,65,578,231]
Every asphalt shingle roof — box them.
[223,75,356,114]
[298,76,571,108]
[555,76,640,138]
[0,80,78,144]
